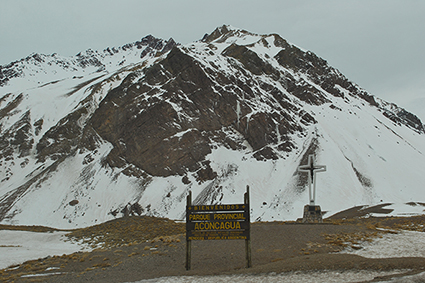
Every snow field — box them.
[341,229,425,258]
[0,230,91,270]
[129,270,410,283]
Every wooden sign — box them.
[185,186,251,270]
[186,205,250,241]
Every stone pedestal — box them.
[302,205,323,223]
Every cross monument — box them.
[298,154,326,223]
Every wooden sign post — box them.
[185,186,251,270]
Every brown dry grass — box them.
[65,216,185,249]
[0,224,61,233]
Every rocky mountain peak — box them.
[201,24,258,43]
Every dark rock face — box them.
[86,42,311,180]
[274,44,377,106]
[137,36,176,58]
[36,108,86,162]
[79,27,424,182]
[0,110,34,161]
[383,108,425,133]
[0,65,19,87]
[223,44,278,77]
[89,47,216,177]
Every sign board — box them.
[185,186,251,270]
[186,205,250,241]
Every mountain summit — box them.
[0,25,424,228]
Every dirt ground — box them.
[1,212,425,283]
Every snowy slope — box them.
[0,25,424,228]
[0,36,177,227]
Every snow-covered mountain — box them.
[0,25,424,228]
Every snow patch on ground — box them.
[369,203,425,218]
[129,270,408,283]
[341,230,425,258]
[382,271,425,282]
[0,230,91,269]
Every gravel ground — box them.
[1,215,425,282]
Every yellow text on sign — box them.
[194,221,241,230]
[188,214,210,221]
[213,213,245,220]
[191,205,243,211]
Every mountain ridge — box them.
[0,35,177,87]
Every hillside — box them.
[0,25,424,228]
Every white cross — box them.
[298,154,326,206]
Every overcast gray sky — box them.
[1,0,424,121]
